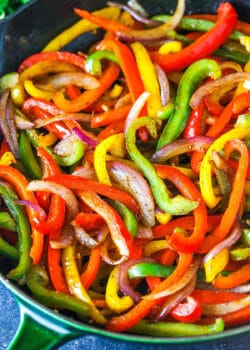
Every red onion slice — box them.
[151,136,214,162]
[17,199,47,221]
[118,258,155,302]
[34,113,91,128]
[143,255,201,301]
[72,127,99,148]
[72,221,99,248]
[109,160,155,227]
[40,72,100,90]
[190,73,250,109]
[203,220,242,264]
[154,63,170,107]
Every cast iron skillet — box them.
[0,0,250,349]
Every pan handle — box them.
[8,297,83,350]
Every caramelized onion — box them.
[39,72,100,90]
[202,295,250,316]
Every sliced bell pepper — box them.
[80,247,101,290]
[213,262,250,289]
[170,296,202,323]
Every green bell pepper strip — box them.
[85,49,119,76]
[111,201,138,238]
[18,130,43,179]
[125,117,198,215]
[0,183,32,280]
[0,72,19,93]
[128,262,205,281]
[0,211,18,261]
[230,247,250,261]
[26,264,90,319]
[157,59,222,150]
[152,15,244,41]
[240,228,250,246]
[53,139,85,167]
[130,318,224,337]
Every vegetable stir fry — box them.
[0,0,250,337]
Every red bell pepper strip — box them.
[191,289,248,304]
[66,84,82,99]
[170,296,202,323]
[75,212,105,231]
[183,99,205,138]
[36,147,68,294]
[53,62,120,113]
[98,119,125,139]
[78,191,133,257]
[45,174,140,217]
[0,165,44,263]
[22,98,71,139]
[198,139,248,253]
[213,262,250,289]
[156,165,207,253]
[18,51,86,73]
[80,246,101,290]
[150,3,238,73]
[106,253,192,332]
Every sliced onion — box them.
[72,127,99,148]
[151,136,214,162]
[135,225,153,239]
[107,1,160,27]
[154,63,170,107]
[15,115,35,129]
[203,220,241,264]
[230,284,250,293]
[117,0,185,42]
[34,113,91,128]
[0,90,19,158]
[53,134,81,156]
[109,160,155,227]
[190,73,250,109]
[72,221,99,248]
[17,199,47,221]
[143,255,201,301]
[202,295,250,316]
[124,91,150,135]
[118,257,154,302]
[27,180,79,248]
[155,276,196,320]
[72,165,97,180]
[100,236,127,265]
[39,72,100,90]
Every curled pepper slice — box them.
[125,117,198,215]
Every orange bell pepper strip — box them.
[213,262,250,289]
[91,104,132,128]
[66,84,82,99]
[0,165,44,263]
[80,246,101,290]
[106,253,192,332]
[53,62,120,113]
[199,139,249,253]
[45,174,140,217]
[156,165,207,253]
[220,305,250,327]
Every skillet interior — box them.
[0,0,250,347]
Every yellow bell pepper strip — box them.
[157,58,221,149]
[19,61,79,81]
[26,265,90,320]
[131,42,162,118]
[213,262,250,289]
[0,151,16,165]
[94,133,125,185]
[0,165,44,264]
[43,7,121,51]
[105,253,192,332]
[53,62,120,113]
[62,243,107,325]
[105,266,134,313]
[150,3,238,73]
[156,165,207,253]
[77,191,132,258]
[199,128,250,209]
[204,248,230,283]
[23,79,53,100]
[0,183,32,281]
[129,318,224,337]
[143,240,168,256]
[199,138,249,253]
[125,117,198,215]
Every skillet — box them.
[0,0,250,349]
